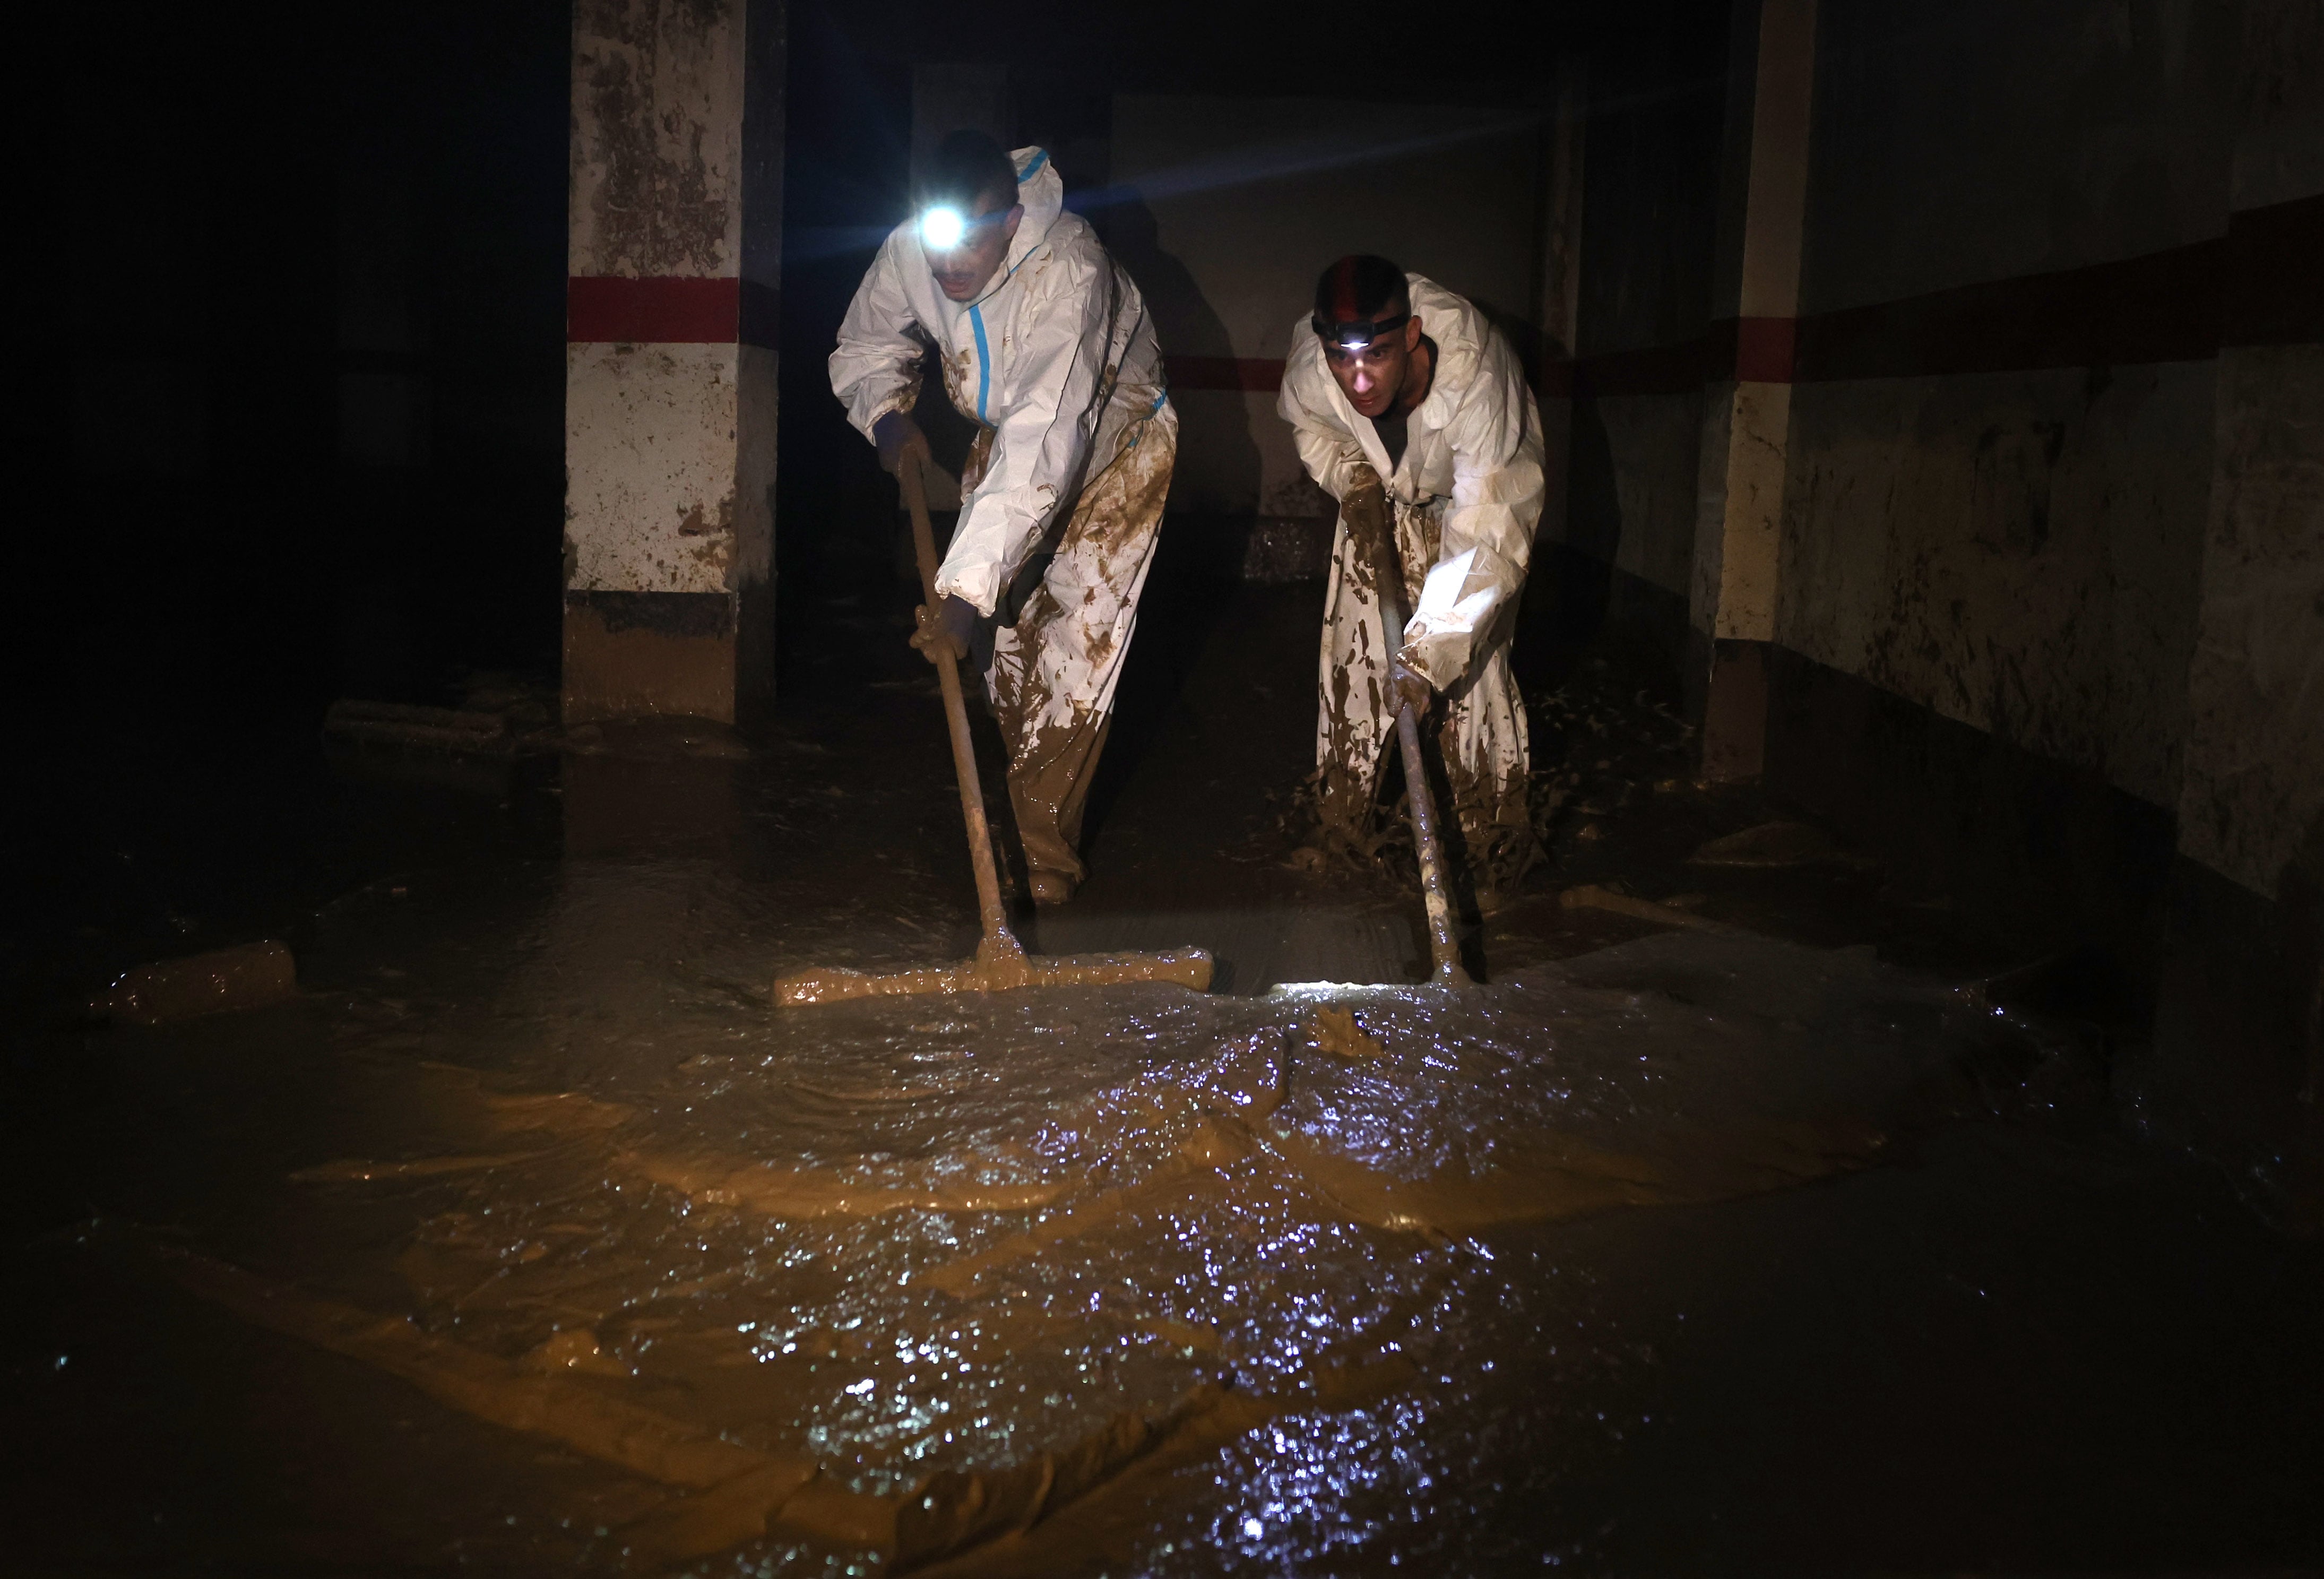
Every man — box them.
[830,132,1173,905]
[1277,254,1545,904]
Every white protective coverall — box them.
[830,146,1174,886]
[1276,273,1545,888]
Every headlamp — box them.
[919,205,966,250]
[1314,310,1412,351]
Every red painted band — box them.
[1733,316,1797,384]
[1155,192,2324,401]
[1578,191,2322,394]
[1163,355,1283,392]
[568,277,739,344]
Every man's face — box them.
[923,189,1022,303]
[1322,312,1424,418]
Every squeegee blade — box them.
[773,947,1214,1007]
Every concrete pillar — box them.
[1687,0,1817,780]
[563,0,783,727]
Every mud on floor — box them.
[39,862,2088,1576]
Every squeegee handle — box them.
[901,460,1014,946]
[1356,507,1472,987]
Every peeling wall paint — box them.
[565,341,745,595]
[571,0,745,279]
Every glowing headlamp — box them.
[1314,310,1412,351]
[919,205,967,250]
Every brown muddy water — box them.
[6,583,2322,1575]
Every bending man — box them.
[831,132,1173,905]
[1277,254,1545,904]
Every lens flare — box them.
[920,206,966,251]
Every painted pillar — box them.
[563,0,783,726]
[1687,0,1817,780]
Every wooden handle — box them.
[1345,482,1471,986]
[900,460,1014,947]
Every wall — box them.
[1561,0,2324,1184]
[1776,0,2234,812]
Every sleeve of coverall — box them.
[1400,336,1545,691]
[933,256,1109,617]
[1275,350,1369,501]
[828,234,927,441]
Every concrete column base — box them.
[1693,635,1769,782]
[560,588,771,726]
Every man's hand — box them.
[872,411,930,477]
[1390,647,1433,718]
[910,594,979,666]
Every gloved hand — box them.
[910,594,979,666]
[1389,646,1434,718]
[872,410,930,477]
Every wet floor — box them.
[5,566,2322,1575]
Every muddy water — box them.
[33,825,2096,1575]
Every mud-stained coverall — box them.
[830,147,1174,887]
[1276,273,1545,888]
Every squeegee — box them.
[775,459,1214,1007]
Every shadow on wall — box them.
[1517,392,1625,687]
[1102,189,1264,527]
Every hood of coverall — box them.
[985,146,1065,300]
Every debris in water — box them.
[323,698,516,754]
[1560,884,1731,931]
[94,941,298,1025]
[625,1153,1067,1219]
[525,1328,633,1377]
[1308,1007,1386,1060]
[1689,819,1861,868]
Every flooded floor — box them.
[5,569,2322,1575]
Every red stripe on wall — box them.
[1574,337,1711,398]
[568,277,740,344]
[1163,355,1283,392]
[1798,240,2223,380]
[1570,196,2316,396]
[1160,192,2323,403]
[1733,316,1798,383]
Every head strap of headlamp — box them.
[1312,310,1412,349]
